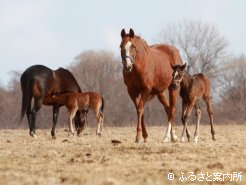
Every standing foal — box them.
[171,64,216,142]
[50,92,104,137]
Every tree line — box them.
[0,21,245,129]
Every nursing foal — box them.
[50,92,104,137]
[171,63,216,142]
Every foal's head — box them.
[171,63,186,90]
[120,28,138,72]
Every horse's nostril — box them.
[172,83,177,89]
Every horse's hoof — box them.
[52,136,56,139]
[162,136,171,143]
[68,132,75,137]
[171,134,179,142]
[194,136,199,143]
[181,137,185,142]
[96,133,102,137]
[30,132,37,138]
[143,138,148,143]
[135,137,141,143]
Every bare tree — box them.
[218,56,246,121]
[156,20,228,79]
[70,50,136,126]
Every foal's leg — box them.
[182,100,196,142]
[181,100,190,142]
[194,102,202,142]
[96,111,104,137]
[68,107,77,136]
[204,97,216,141]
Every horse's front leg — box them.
[163,88,178,142]
[135,100,145,143]
[181,100,191,142]
[67,108,77,136]
[51,105,60,139]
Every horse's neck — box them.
[180,73,192,91]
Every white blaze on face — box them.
[124,41,133,67]
[174,71,178,79]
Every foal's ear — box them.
[121,29,126,39]
[171,65,176,70]
[181,63,186,70]
[129,28,135,38]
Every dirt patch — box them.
[0,125,245,185]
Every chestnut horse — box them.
[19,65,85,138]
[171,63,216,142]
[120,28,183,143]
[49,92,104,137]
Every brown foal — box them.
[171,63,216,142]
[50,92,104,137]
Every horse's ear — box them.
[121,29,126,39]
[181,63,186,70]
[129,28,135,38]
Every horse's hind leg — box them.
[96,111,104,137]
[157,93,172,142]
[51,105,60,139]
[194,102,201,142]
[204,96,216,141]
[30,97,42,137]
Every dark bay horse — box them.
[171,63,216,142]
[19,65,85,138]
[120,28,183,143]
[48,92,104,137]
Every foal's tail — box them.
[100,96,105,112]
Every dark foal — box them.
[171,63,216,142]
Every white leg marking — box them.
[171,128,178,142]
[163,122,172,143]
[194,135,199,142]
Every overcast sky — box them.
[1,0,246,87]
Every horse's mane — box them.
[134,35,149,54]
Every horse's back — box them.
[54,68,81,93]
[150,44,183,66]
[20,65,53,95]
[21,65,52,83]
[192,73,211,97]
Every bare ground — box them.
[0,125,245,185]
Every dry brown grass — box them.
[0,125,245,185]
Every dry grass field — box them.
[0,125,245,185]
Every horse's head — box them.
[120,28,138,72]
[171,63,186,90]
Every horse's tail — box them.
[100,96,104,112]
[19,76,31,124]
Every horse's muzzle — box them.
[122,60,133,72]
